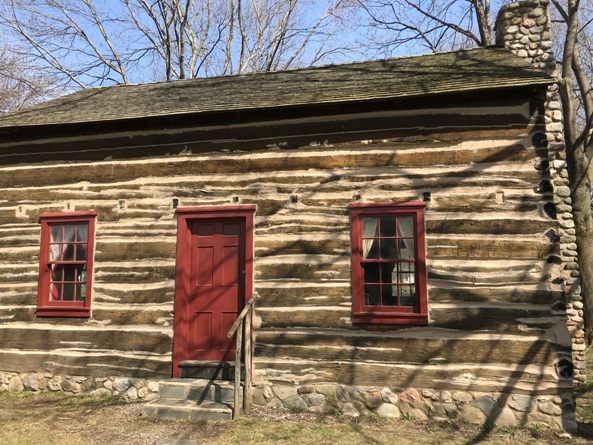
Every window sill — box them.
[36,307,91,318]
[353,312,428,325]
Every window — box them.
[349,202,428,324]
[37,212,97,317]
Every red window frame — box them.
[349,202,428,325]
[37,211,98,318]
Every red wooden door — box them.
[173,206,254,378]
[186,219,244,361]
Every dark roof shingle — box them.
[0,46,553,128]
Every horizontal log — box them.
[427,217,553,235]
[429,305,553,332]
[427,237,557,259]
[255,261,350,281]
[256,284,350,307]
[253,358,565,394]
[257,307,351,330]
[95,241,176,262]
[92,307,173,325]
[0,350,171,377]
[94,265,176,283]
[255,234,559,259]
[254,330,564,366]
[256,305,553,332]
[427,266,546,285]
[1,138,538,189]
[0,326,172,354]
[255,238,349,258]
[0,290,36,305]
[93,283,175,305]
[0,248,39,263]
[0,268,37,284]
[0,306,173,326]
[428,285,562,305]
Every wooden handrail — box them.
[227,293,258,339]
[226,292,258,419]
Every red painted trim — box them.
[348,201,426,210]
[38,211,98,222]
[37,213,97,318]
[175,205,257,215]
[172,205,256,378]
[349,202,428,325]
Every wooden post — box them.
[244,305,252,415]
[233,324,243,419]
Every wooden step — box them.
[158,378,240,403]
[144,378,242,421]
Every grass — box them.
[0,390,590,445]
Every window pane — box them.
[49,283,61,301]
[50,225,62,243]
[398,240,414,260]
[363,239,379,259]
[364,285,380,306]
[380,239,396,259]
[398,262,415,284]
[363,263,380,283]
[78,283,86,301]
[76,224,88,242]
[61,244,75,261]
[75,244,87,261]
[400,285,416,306]
[62,283,76,301]
[362,218,378,237]
[397,217,415,260]
[379,217,395,236]
[382,285,397,306]
[381,263,396,284]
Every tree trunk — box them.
[566,146,593,342]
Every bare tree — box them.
[0,44,60,114]
[551,0,593,341]
[0,0,354,88]
[358,0,593,340]
[355,0,492,56]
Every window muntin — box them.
[349,202,428,325]
[49,223,89,302]
[37,212,97,317]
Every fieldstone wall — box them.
[253,383,576,432]
[0,371,160,401]
[496,0,586,386]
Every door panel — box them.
[186,220,244,361]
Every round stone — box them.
[376,403,401,418]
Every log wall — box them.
[0,93,570,393]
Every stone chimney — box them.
[495,0,556,76]
[496,1,587,394]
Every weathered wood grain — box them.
[254,330,563,365]
[0,326,172,354]
[94,241,176,262]
[93,283,174,305]
[0,350,171,377]
[253,358,565,393]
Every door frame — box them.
[172,205,255,377]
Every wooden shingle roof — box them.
[0,46,553,129]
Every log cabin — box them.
[0,0,583,430]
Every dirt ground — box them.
[0,391,592,445]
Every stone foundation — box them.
[0,371,160,401]
[252,383,577,432]
[0,371,577,432]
